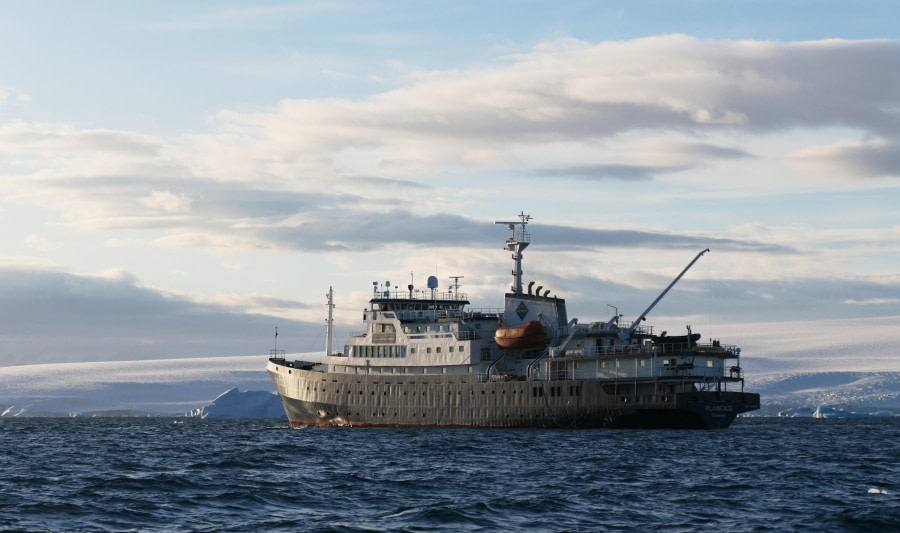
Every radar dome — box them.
[427,275,439,289]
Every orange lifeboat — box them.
[494,320,547,349]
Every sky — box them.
[1,1,899,365]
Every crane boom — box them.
[625,248,710,338]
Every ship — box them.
[267,213,760,429]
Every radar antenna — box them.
[325,286,335,356]
[449,276,464,298]
[494,211,531,295]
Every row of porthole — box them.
[307,387,529,395]
[620,395,670,403]
[345,411,551,420]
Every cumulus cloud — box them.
[1,35,897,259]
[197,36,899,165]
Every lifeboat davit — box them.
[494,320,547,349]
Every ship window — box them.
[449,346,454,353]
[436,347,441,353]
[410,347,416,354]
[707,360,714,367]
[426,347,432,354]
[460,346,465,352]
[640,359,646,367]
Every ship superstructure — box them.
[267,213,759,428]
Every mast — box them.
[325,286,334,356]
[494,211,532,295]
[449,276,464,299]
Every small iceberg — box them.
[813,406,854,418]
[200,388,286,419]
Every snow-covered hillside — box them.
[0,354,318,417]
[1,316,898,418]
[713,316,900,414]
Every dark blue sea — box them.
[1,418,898,532]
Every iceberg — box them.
[200,388,285,419]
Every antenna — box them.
[449,276,464,298]
[325,286,335,356]
[270,326,285,360]
[493,211,532,295]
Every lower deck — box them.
[267,359,760,429]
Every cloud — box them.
[3,258,895,368]
[24,234,55,252]
[554,274,900,328]
[0,88,31,106]
[212,35,899,144]
[0,36,895,261]
[138,190,193,213]
[534,163,685,181]
[249,209,787,253]
[0,268,319,365]
[791,139,900,179]
[844,298,900,306]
